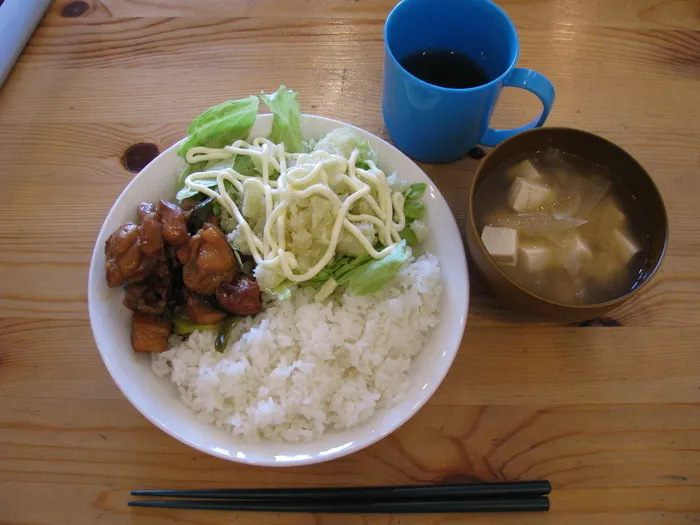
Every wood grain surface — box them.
[1,0,699,523]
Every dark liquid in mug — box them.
[400,48,491,89]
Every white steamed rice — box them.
[152,254,442,442]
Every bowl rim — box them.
[467,126,669,310]
[88,113,469,466]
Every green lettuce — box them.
[404,183,427,201]
[308,254,372,287]
[398,227,418,246]
[307,240,411,296]
[355,140,376,170]
[398,183,428,246]
[176,178,219,202]
[178,95,259,156]
[403,201,425,221]
[338,241,411,295]
[268,280,294,301]
[176,157,237,201]
[260,86,304,153]
[233,154,257,176]
[176,160,206,195]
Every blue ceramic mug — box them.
[382,0,555,163]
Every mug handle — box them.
[481,68,555,147]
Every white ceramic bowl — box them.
[88,114,469,466]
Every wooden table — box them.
[1,0,699,523]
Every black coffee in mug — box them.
[400,48,491,89]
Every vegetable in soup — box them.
[474,148,649,305]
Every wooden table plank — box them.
[1,401,698,523]
[2,320,700,404]
[42,0,700,30]
[1,0,699,523]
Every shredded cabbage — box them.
[175,87,430,296]
[180,129,412,291]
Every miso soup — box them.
[474,148,649,305]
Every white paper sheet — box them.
[0,0,52,87]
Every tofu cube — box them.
[481,226,518,266]
[580,198,625,240]
[590,252,623,287]
[598,198,625,226]
[561,233,592,276]
[509,160,544,182]
[508,177,553,212]
[569,234,593,261]
[611,228,641,264]
[519,243,552,272]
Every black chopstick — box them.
[128,496,550,513]
[130,480,551,501]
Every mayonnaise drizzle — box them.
[183,138,405,283]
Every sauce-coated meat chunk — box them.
[123,261,171,314]
[131,312,171,352]
[216,275,262,315]
[183,290,227,325]
[183,224,238,294]
[105,222,154,287]
[138,202,164,255]
[159,200,189,246]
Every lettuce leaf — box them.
[233,154,257,176]
[339,241,411,295]
[268,280,294,301]
[403,201,425,221]
[177,160,206,195]
[309,254,372,286]
[176,158,236,201]
[355,140,376,170]
[178,95,259,156]
[404,183,427,201]
[306,240,411,296]
[260,86,304,153]
[176,178,219,202]
[398,226,418,246]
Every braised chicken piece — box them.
[137,202,164,255]
[183,290,227,325]
[105,222,155,287]
[179,198,201,212]
[216,275,262,315]
[106,197,263,355]
[159,200,189,246]
[183,223,238,294]
[131,312,171,352]
[176,244,190,265]
[123,260,171,314]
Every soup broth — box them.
[474,149,649,305]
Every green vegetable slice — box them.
[260,86,304,153]
[399,226,419,246]
[404,183,427,201]
[215,317,236,353]
[337,240,411,295]
[177,178,219,202]
[177,161,206,194]
[178,95,259,156]
[233,154,257,176]
[403,201,425,221]
[355,140,376,170]
[172,315,217,335]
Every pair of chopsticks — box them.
[129,480,551,513]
